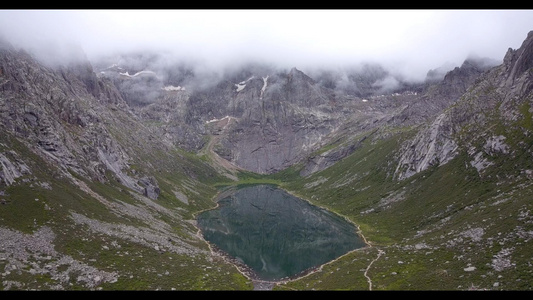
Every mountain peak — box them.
[288,67,315,84]
[504,30,533,85]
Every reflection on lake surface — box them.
[197,184,366,281]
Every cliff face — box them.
[98,58,426,174]
[394,31,533,180]
[4,29,530,187]
[0,43,171,198]
[212,67,346,174]
[504,31,533,88]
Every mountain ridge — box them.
[0,30,532,290]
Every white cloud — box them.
[1,9,533,80]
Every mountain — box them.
[1,30,532,290]
[93,56,427,174]
[0,39,249,290]
[276,31,533,290]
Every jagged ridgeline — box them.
[0,30,532,290]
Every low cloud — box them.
[1,9,533,81]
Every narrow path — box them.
[356,224,385,291]
[364,248,385,291]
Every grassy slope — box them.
[3,100,532,290]
[266,109,533,290]
[0,128,252,290]
[2,71,532,290]
[197,107,532,290]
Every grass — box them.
[269,116,533,290]
[3,79,533,290]
[3,114,533,290]
[0,128,254,290]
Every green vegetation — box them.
[266,124,532,290]
[2,96,533,290]
[0,129,251,290]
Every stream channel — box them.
[197,184,366,282]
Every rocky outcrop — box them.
[136,90,205,151]
[0,151,30,186]
[214,68,346,174]
[138,176,160,200]
[0,226,119,290]
[94,56,428,174]
[300,134,371,177]
[152,66,348,174]
[0,41,161,199]
[504,31,533,88]
[394,113,458,180]
[388,56,499,128]
[394,31,533,180]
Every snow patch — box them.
[206,115,232,124]
[234,76,255,92]
[162,85,186,91]
[235,82,246,92]
[119,70,157,78]
[260,75,269,99]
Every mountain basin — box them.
[197,184,366,282]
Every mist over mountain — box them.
[2,10,532,82]
[1,10,533,291]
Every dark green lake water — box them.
[197,184,366,281]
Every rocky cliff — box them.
[274,31,533,291]
[394,31,533,180]
[0,41,166,198]
[94,55,428,174]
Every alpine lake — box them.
[197,184,366,282]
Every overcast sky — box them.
[1,9,533,81]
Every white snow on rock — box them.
[260,75,269,99]
[206,115,231,124]
[235,76,255,92]
[235,82,246,92]
[162,85,186,91]
[119,70,157,78]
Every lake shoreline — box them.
[195,184,368,290]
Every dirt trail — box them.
[364,249,385,290]
[202,117,243,180]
